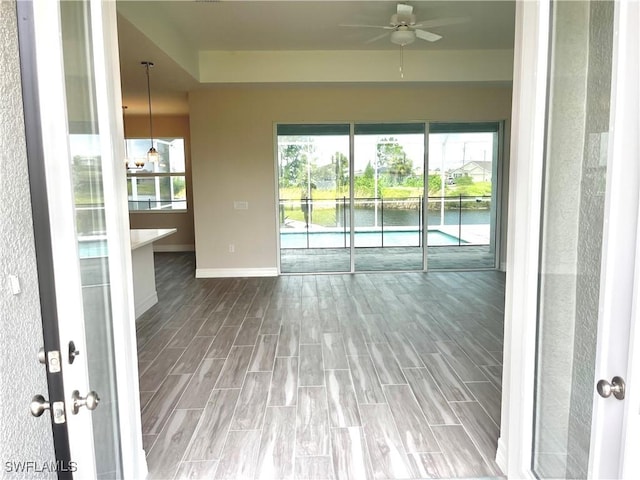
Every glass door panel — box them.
[353,124,425,272]
[61,1,123,476]
[277,124,351,273]
[427,123,500,270]
[533,1,614,478]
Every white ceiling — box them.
[117,1,516,114]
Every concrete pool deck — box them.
[280,245,495,273]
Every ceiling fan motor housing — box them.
[391,12,416,26]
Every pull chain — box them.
[399,46,404,79]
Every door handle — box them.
[30,395,66,423]
[596,376,625,400]
[30,394,50,417]
[71,390,100,414]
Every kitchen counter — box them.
[130,228,176,318]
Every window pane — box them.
[127,175,187,211]
[125,137,187,211]
[125,137,185,173]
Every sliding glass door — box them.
[277,124,351,273]
[353,124,425,271]
[427,123,501,269]
[277,122,502,273]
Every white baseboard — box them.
[135,291,158,319]
[196,267,278,278]
[153,244,195,252]
[496,436,507,475]
[135,450,148,480]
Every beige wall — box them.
[189,84,512,274]
[125,114,195,250]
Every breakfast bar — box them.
[130,228,176,318]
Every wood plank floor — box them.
[137,253,506,480]
[280,245,495,273]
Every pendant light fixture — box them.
[122,105,130,169]
[142,61,158,163]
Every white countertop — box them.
[130,228,177,250]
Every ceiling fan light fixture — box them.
[390,29,415,46]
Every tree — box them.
[389,154,414,184]
[354,161,375,197]
[404,175,424,188]
[375,137,413,185]
[279,144,304,188]
[332,152,348,195]
[279,138,315,188]
[427,174,442,195]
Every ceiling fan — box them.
[341,3,469,46]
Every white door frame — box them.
[496,0,549,476]
[29,0,146,477]
[92,1,147,477]
[500,0,640,477]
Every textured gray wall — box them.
[566,2,614,477]
[0,0,56,477]
[533,2,588,476]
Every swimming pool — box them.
[280,228,466,249]
[78,229,467,256]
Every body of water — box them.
[323,206,491,227]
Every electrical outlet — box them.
[229,244,235,253]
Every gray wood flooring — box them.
[280,246,495,273]
[138,253,505,479]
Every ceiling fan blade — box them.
[413,17,471,29]
[397,3,414,17]
[364,31,392,44]
[339,23,394,30]
[415,29,442,42]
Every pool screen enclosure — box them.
[277,122,501,273]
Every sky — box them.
[279,131,495,176]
